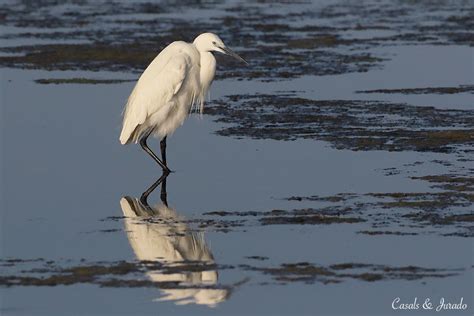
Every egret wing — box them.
[120,50,189,144]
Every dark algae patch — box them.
[206,94,474,153]
[0,259,464,288]
[1,43,159,73]
[35,78,134,85]
[242,262,461,285]
[357,230,419,236]
[0,261,141,287]
[281,190,474,237]
[402,213,474,225]
[203,208,364,227]
[411,175,474,192]
[245,256,269,261]
[196,186,473,236]
[286,193,357,203]
[260,214,364,226]
[368,192,473,211]
[356,85,474,95]
[0,259,231,290]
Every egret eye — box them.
[212,41,216,45]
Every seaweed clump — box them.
[206,94,474,153]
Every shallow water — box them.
[1,0,473,315]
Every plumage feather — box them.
[119,41,202,145]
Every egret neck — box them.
[198,52,216,113]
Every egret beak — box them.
[220,46,248,65]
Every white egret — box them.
[119,33,247,172]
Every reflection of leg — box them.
[139,132,170,173]
[140,171,168,206]
[160,176,168,207]
[160,136,167,166]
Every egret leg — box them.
[139,133,171,174]
[160,136,167,165]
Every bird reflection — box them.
[120,172,228,307]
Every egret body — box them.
[119,33,246,172]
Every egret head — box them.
[193,33,248,65]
